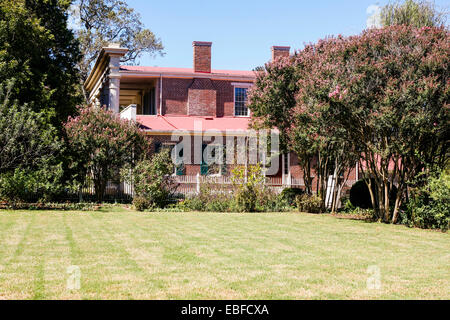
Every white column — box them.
[109,77,120,113]
[108,53,122,113]
[196,173,201,194]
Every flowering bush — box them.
[65,106,148,202]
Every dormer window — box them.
[233,85,251,117]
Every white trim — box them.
[231,82,253,88]
[120,71,255,82]
[282,153,291,175]
[141,129,253,136]
[159,75,163,115]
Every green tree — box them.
[0,81,64,202]
[380,0,448,27]
[71,0,164,79]
[64,105,148,202]
[0,0,82,126]
[408,169,450,231]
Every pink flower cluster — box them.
[328,85,348,100]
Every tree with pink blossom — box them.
[249,25,449,221]
[64,106,149,202]
[298,26,448,222]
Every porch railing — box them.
[70,175,357,201]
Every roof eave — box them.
[120,70,256,82]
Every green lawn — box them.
[0,207,448,300]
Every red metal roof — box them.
[136,115,251,133]
[120,66,255,79]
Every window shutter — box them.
[201,144,208,175]
[155,142,162,154]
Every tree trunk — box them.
[392,184,404,224]
[330,161,339,213]
[383,181,390,223]
[365,177,379,220]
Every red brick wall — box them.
[162,78,251,117]
[193,42,212,73]
[188,78,217,116]
[162,78,191,115]
[213,80,234,117]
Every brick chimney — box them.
[193,41,212,73]
[271,46,290,62]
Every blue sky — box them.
[127,0,449,70]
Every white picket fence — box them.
[173,174,302,186]
[92,175,356,199]
[172,174,305,196]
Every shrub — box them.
[341,197,356,212]
[132,196,151,212]
[0,165,65,204]
[235,185,258,213]
[173,165,292,213]
[0,202,98,211]
[231,164,266,213]
[205,198,234,213]
[407,171,450,231]
[350,180,374,209]
[0,169,35,204]
[350,179,397,209]
[296,194,323,213]
[123,149,176,211]
[281,188,305,206]
[257,190,290,212]
[0,82,65,204]
[178,197,207,212]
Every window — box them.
[234,87,249,117]
[154,142,162,154]
[155,142,185,175]
[174,144,185,176]
[143,88,156,115]
[201,144,208,176]
[283,153,290,175]
[200,144,226,176]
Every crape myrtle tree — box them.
[290,45,360,211]
[248,57,319,195]
[296,26,449,223]
[64,106,149,202]
[248,49,359,211]
[248,26,448,219]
